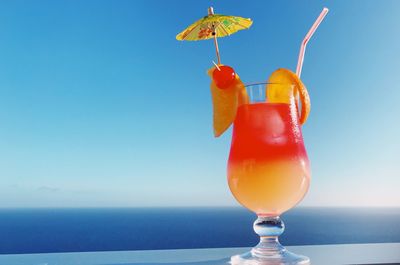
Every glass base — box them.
[230,248,310,265]
[230,216,310,265]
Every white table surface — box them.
[0,243,399,265]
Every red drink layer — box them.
[228,103,310,216]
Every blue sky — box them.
[0,0,399,207]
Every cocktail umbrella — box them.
[176,7,253,64]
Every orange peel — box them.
[267,68,310,125]
[208,66,247,137]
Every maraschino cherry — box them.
[213,65,236,89]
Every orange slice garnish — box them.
[267,68,310,125]
[208,66,247,137]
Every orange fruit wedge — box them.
[267,68,310,125]
[208,66,247,137]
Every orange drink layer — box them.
[228,102,310,216]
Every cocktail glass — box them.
[228,83,311,264]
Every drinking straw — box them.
[296,7,329,77]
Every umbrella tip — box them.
[212,61,220,70]
[208,7,214,15]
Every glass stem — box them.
[252,216,286,257]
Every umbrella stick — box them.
[208,7,221,64]
[213,35,221,64]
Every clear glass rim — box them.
[244,82,293,87]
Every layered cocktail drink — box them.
[176,6,329,264]
[228,100,310,216]
[208,67,312,264]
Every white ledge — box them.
[0,243,399,265]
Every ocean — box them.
[0,207,399,254]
